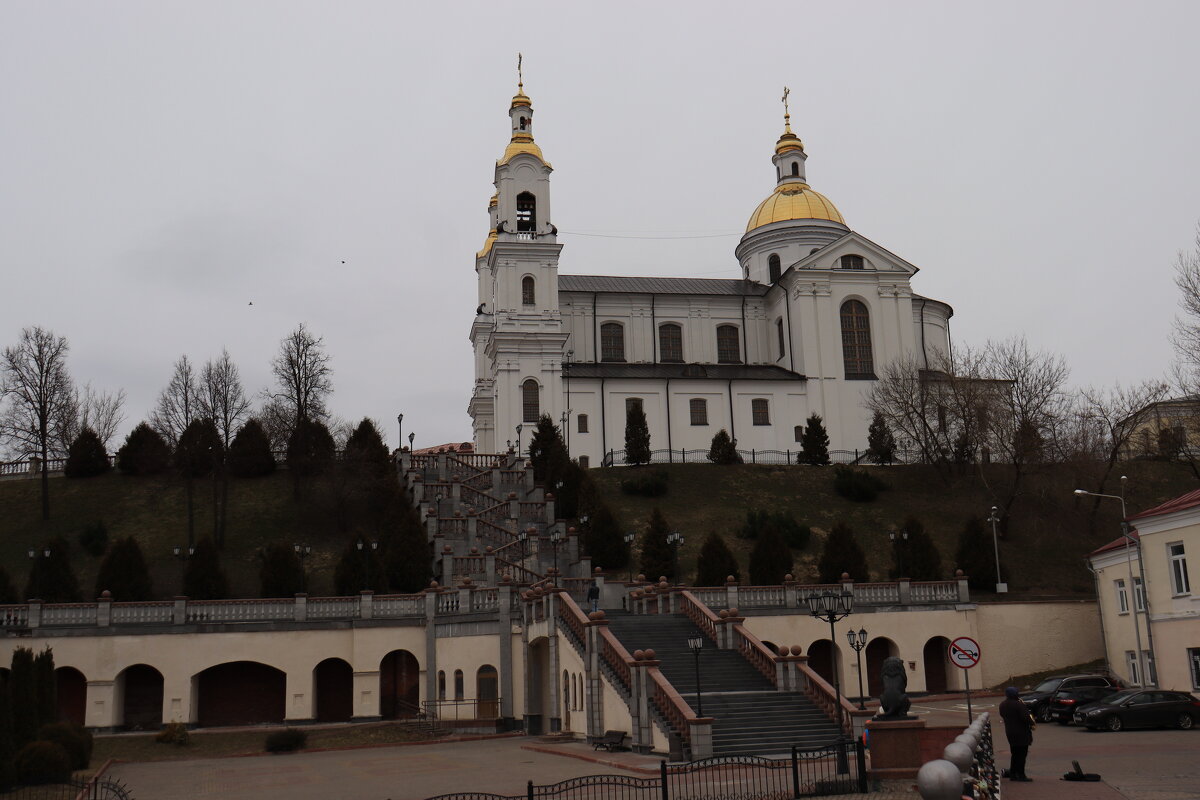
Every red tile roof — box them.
[1126,487,1200,522]
[1089,528,1140,557]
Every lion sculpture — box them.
[876,656,912,719]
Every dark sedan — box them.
[1048,685,1121,724]
[1074,689,1200,731]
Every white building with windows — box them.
[1088,489,1200,691]
[468,81,954,464]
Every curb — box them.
[519,743,661,774]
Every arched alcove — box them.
[923,636,952,693]
[195,661,285,727]
[314,658,353,722]
[118,664,163,730]
[865,637,900,698]
[56,667,87,726]
[380,650,421,719]
[477,665,498,719]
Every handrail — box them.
[678,590,720,642]
[796,660,856,735]
[731,621,779,685]
[647,665,697,748]
[596,625,634,693]
[557,593,589,648]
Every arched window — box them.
[752,399,770,426]
[791,162,800,177]
[776,319,786,360]
[840,254,865,270]
[659,323,683,363]
[689,398,708,426]
[437,670,446,700]
[522,379,540,422]
[516,192,536,232]
[716,325,741,364]
[453,669,464,701]
[601,323,625,362]
[841,300,874,378]
[578,414,588,433]
[768,254,781,283]
[519,116,528,131]
[521,276,535,306]
[794,425,803,442]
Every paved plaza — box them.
[102,696,1198,800]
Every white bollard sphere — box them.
[916,759,965,800]
[954,733,978,751]
[943,741,974,773]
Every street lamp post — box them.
[171,544,195,587]
[515,424,524,457]
[888,528,908,577]
[518,528,528,564]
[397,414,404,452]
[407,432,415,454]
[356,539,379,591]
[623,532,637,582]
[666,531,684,584]
[294,543,312,591]
[846,628,868,709]
[987,506,1007,593]
[688,636,704,717]
[806,589,854,773]
[550,529,563,583]
[1075,477,1156,686]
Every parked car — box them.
[1073,689,1200,731]
[1021,674,1118,722]
[1047,685,1122,724]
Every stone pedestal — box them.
[865,717,926,780]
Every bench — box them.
[589,730,627,751]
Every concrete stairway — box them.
[604,611,841,756]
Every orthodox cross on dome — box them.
[517,52,524,92]
[781,86,793,133]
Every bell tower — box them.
[469,57,567,454]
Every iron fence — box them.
[0,778,131,799]
[598,448,918,467]
[423,740,866,800]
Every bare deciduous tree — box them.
[268,323,333,431]
[0,326,75,519]
[1171,222,1200,380]
[198,349,250,548]
[151,355,201,448]
[1077,380,1170,500]
[57,383,127,453]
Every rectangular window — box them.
[1126,651,1141,686]
[1133,577,1146,612]
[601,323,626,362]
[776,319,786,360]
[689,398,708,426]
[1145,650,1157,685]
[1189,647,1200,690]
[716,325,741,364]
[752,398,770,426]
[1168,542,1191,595]
[577,414,588,433]
[1115,579,1129,614]
[794,425,803,442]
[659,324,683,363]
[578,455,589,469]
[625,397,643,416]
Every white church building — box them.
[469,81,953,465]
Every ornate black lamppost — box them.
[666,531,684,583]
[294,543,312,591]
[407,432,415,454]
[397,413,404,451]
[550,528,563,583]
[515,424,524,456]
[846,627,868,709]
[806,589,854,772]
[172,544,195,586]
[623,532,636,582]
[688,635,704,717]
[356,538,379,590]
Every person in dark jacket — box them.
[999,686,1034,781]
[586,581,600,612]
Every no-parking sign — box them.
[948,636,981,669]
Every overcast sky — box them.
[2,0,1198,452]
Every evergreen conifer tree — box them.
[955,516,995,590]
[24,538,82,603]
[624,405,651,465]
[0,676,16,788]
[176,418,222,479]
[33,649,56,729]
[117,422,172,476]
[384,501,433,593]
[94,537,154,600]
[638,508,676,581]
[227,419,276,478]
[866,411,897,465]
[528,414,568,482]
[800,414,831,466]
[287,418,335,479]
[64,427,110,478]
[749,520,794,585]
[257,543,306,597]
[889,516,942,580]
[0,565,17,604]
[695,533,740,586]
[582,505,630,572]
[706,429,742,464]
[817,523,869,583]
[9,648,37,748]
[343,418,390,477]
[334,537,386,595]
[183,537,229,600]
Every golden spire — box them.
[775,85,804,154]
[511,52,531,109]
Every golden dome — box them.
[775,131,804,154]
[477,229,497,259]
[499,133,548,166]
[745,183,845,232]
[488,193,498,208]
[511,89,531,109]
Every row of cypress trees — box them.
[0,647,91,788]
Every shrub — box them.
[13,741,71,784]
[695,533,739,586]
[620,470,667,497]
[739,510,811,550]
[78,521,109,557]
[707,429,742,465]
[183,538,229,600]
[799,414,831,466]
[94,537,154,600]
[264,727,308,753]
[155,721,190,746]
[624,406,651,465]
[64,427,110,478]
[0,565,19,604]
[749,521,793,585]
[582,505,630,572]
[176,418,223,479]
[287,418,335,479]
[866,411,897,465]
[37,723,92,771]
[258,543,306,598]
[227,419,276,478]
[832,466,888,502]
[638,508,676,582]
[24,538,82,603]
[955,516,996,591]
[817,523,869,583]
[116,422,171,476]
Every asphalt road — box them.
[909,696,1200,800]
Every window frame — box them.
[1133,576,1146,612]
[600,322,626,363]
[751,398,770,426]
[689,398,708,426]
[1188,647,1200,690]
[840,254,865,270]
[840,299,875,379]
[776,318,786,360]
[577,414,588,434]
[521,275,536,306]
[1115,578,1129,614]
[625,397,643,416]
[768,253,781,283]
[659,323,683,363]
[521,379,540,423]
[716,324,741,364]
[516,191,536,232]
[1168,542,1191,595]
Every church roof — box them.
[559,275,768,296]
[564,363,805,381]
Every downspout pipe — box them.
[651,294,658,364]
[783,285,795,373]
[727,379,736,443]
[665,378,673,461]
[592,293,599,363]
[600,377,607,461]
[740,295,748,364]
